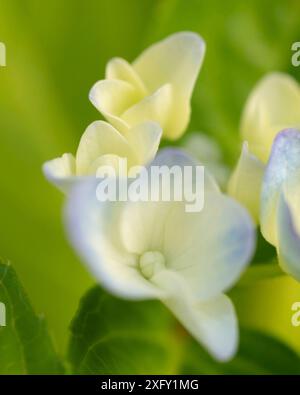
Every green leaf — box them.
[68,286,179,374]
[69,286,300,375]
[0,261,64,374]
[181,329,300,375]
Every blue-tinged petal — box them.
[150,147,220,193]
[163,192,255,300]
[65,179,162,300]
[261,128,300,245]
[277,192,300,281]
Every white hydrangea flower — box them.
[65,150,255,361]
[43,120,161,193]
[89,32,205,140]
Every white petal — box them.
[163,192,255,300]
[120,148,220,254]
[261,129,300,245]
[152,269,238,361]
[241,72,300,162]
[121,84,172,132]
[228,142,265,223]
[106,57,147,96]
[277,192,300,281]
[75,121,134,175]
[65,179,161,299]
[120,199,174,255]
[133,32,205,139]
[89,79,140,132]
[43,153,77,194]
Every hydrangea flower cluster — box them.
[44,32,300,360]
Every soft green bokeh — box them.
[0,0,300,364]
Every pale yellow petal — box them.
[125,121,162,165]
[89,79,140,132]
[89,154,126,176]
[106,57,147,96]
[228,142,265,223]
[76,121,133,175]
[133,31,205,99]
[133,32,205,140]
[241,72,300,162]
[121,84,172,132]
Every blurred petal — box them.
[153,270,238,361]
[133,32,205,139]
[163,192,255,300]
[76,121,133,175]
[121,84,172,131]
[183,132,222,162]
[89,79,140,132]
[133,31,204,99]
[89,154,125,175]
[43,153,77,194]
[125,121,162,165]
[277,192,300,281]
[106,57,147,96]
[65,179,161,299]
[120,148,221,254]
[183,133,230,188]
[120,199,174,255]
[241,72,300,162]
[261,129,300,245]
[150,148,220,192]
[228,142,265,223]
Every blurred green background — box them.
[0,0,300,362]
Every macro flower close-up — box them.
[1,0,300,382]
